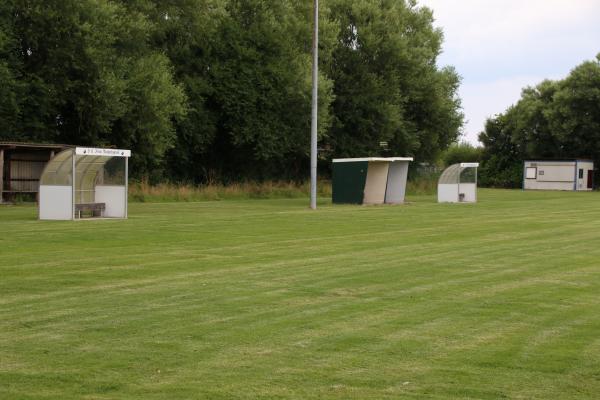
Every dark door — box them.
[587,170,593,189]
[332,161,369,204]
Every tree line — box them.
[478,56,600,188]
[0,0,463,182]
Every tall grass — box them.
[130,174,439,202]
[406,171,440,195]
[129,180,332,202]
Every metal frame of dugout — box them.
[38,147,131,220]
[437,162,479,203]
[332,157,413,204]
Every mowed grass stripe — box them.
[1,227,594,315]
[2,189,600,399]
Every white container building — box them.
[523,160,594,191]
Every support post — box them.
[310,0,319,210]
[125,157,128,219]
[0,149,4,204]
[475,167,478,202]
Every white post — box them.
[125,157,128,219]
[72,150,76,220]
[310,0,319,210]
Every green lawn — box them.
[2,189,600,399]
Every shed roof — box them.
[0,141,73,150]
[332,157,413,163]
[524,159,594,163]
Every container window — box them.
[526,167,537,179]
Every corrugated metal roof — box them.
[524,159,594,163]
[0,141,74,149]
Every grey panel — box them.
[385,161,409,204]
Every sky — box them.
[417,0,600,145]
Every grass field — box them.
[2,189,600,399]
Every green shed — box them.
[332,157,413,204]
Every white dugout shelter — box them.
[39,147,131,220]
[438,163,479,203]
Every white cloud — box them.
[417,0,600,144]
[459,75,554,143]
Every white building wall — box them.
[525,180,575,191]
[524,160,594,191]
[537,165,575,182]
[524,161,576,191]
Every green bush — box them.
[442,142,482,167]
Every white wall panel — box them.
[537,165,575,182]
[524,180,574,191]
[95,185,126,218]
[458,183,477,202]
[438,184,458,203]
[39,185,72,220]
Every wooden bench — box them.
[75,202,106,218]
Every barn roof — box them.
[0,141,73,150]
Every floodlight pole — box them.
[72,149,76,221]
[310,0,319,210]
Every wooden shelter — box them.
[0,142,72,203]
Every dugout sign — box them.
[75,147,131,157]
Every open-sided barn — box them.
[0,142,72,203]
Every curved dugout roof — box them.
[40,149,73,186]
[40,149,115,191]
[438,163,479,185]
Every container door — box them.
[332,161,369,204]
[588,170,594,189]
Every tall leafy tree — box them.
[442,142,481,167]
[1,0,463,183]
[547,57,600,159]
[149,0,336,182]
[324,0,463,162]
[479,55,600,187]
[0,6,22,137]
[478,111,524,188]
[0,0,186,178]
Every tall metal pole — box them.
[310,0,319,210]
[72,150,76,220]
